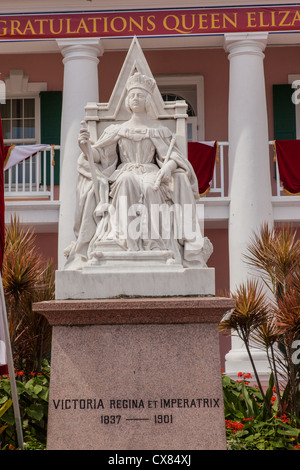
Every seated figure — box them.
[64,72,212,270]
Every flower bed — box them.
[223,372,300,450]
[1,364,299,450]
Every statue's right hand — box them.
[78,121,91,154]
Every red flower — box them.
[237,372,243,377]
[225,419,244,433]
[243,373,252,379]
[242,416,254,422]
[275,414,290,423]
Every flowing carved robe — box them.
[65,123,208,270]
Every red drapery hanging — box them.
[275,140,300,195]
[188,141,218,196]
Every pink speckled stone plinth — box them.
[33,297,235,450]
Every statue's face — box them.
[127,88,147,113]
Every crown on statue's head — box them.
[126,72,155,95]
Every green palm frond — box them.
[244,224,300,299]
[219,279,269,344]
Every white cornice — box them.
[0,32,299,56]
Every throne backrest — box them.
[83,37,189,158]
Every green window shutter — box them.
[40,91,62,185]
[273,84,296,140]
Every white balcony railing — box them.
[209,141,228,198]
[270,140,285,197]
[4,145,60,201]
[207,141,287,199]
[2,141,294,201]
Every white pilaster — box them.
[57,38,103,269]
[224,33,273,383]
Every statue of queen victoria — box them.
[64,51,212,273]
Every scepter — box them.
[153,133,176,190]
[79,120,100,205]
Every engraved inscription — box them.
[51,396,221,425]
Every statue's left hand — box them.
[154,160,176,189]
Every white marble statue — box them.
[64,72,212,270]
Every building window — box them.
[0,70,47,192]
[156,74,204,142]
[0,97,39,187]
[1,97,37,144]
[160,92,196,117]
[160,92,197,142]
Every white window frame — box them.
[3,69,47,145]
[2,70,47,191]
[2,96,40,145]
[155,74,205,142]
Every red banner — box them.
[1,6,300,40]
[275,140,300,195]
[188,141,217,196]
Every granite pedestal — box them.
[34,296,235,450]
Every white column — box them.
[57,38,103,269]
[224,33,273,383]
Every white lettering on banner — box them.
[291,80,300,105]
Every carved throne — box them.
[56,38,215,299]
[83,37,191,270]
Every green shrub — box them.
[0,360,49,450]
[223,372,300,450]
[1,363,300,450]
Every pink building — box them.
[1,0,300,382]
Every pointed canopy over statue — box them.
[57,37,214,300]
[84,37,189,157]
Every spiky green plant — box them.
[220,223,300,420]
[245,223,300,300]
[246,224,300,419]
[219,279,272,417]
